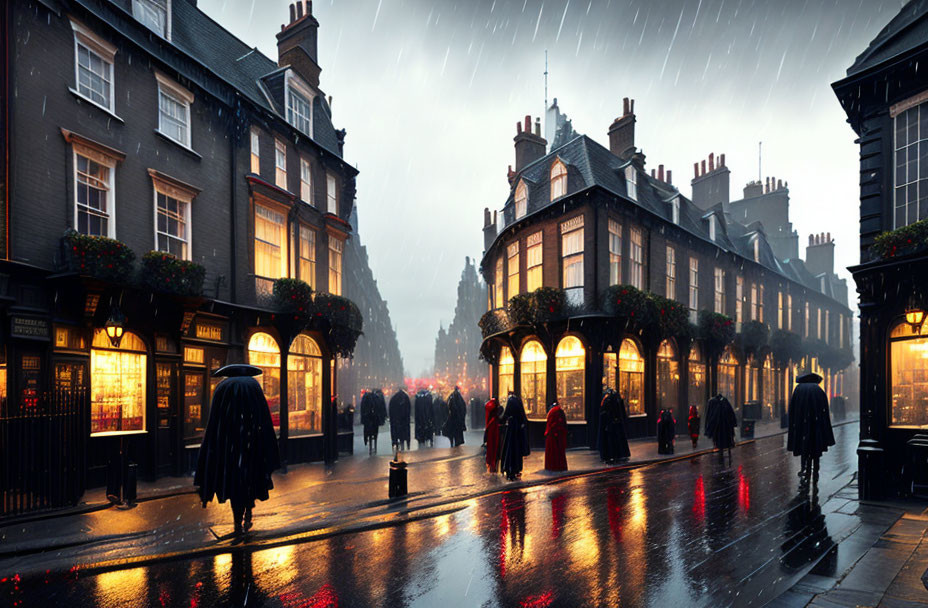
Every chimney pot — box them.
[827,232,831,242]
[651,169,656,178]
[658,164,665,182]
[516,121,522,134]
[296,1,303,18]
[694,162,699,179]
[623,98,629,115]
[701,160,707,176]
[777,179,783,190]
[709,153,715,172]
[289,3,296,22]
[630,99,635,113]
[667,170,672,185]
[524,115,531,133]
[534,117,541,136]
[720,153,726,168]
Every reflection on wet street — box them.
[8,424,859,607]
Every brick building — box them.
[0,0,361,512]
[479,103,854,447]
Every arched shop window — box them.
[248,332,281,433]
[746,355,760,403]
[521,340,547,419]
[657,340,679,413]
[762,354,776,419]
[556,336,586,421]
[890,322,928,428]
[288,334,323,436]
[619,339,645,416]
[718,346,741,407]
[90,330,147,435]
[498,346,515,399]
[688,344,706,410]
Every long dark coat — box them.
[445,389,468,446]
[787,373,836,460]
[657,409,676,454]
[359,392,381,445]
[501,394,531,478]
[194,375,280,509]
[432,395,449,440]
[388,390,412,446]
[705,395,737,449]
[485,398,502,471]
[414,390,434,443]
[544,404,568,471]
[599,391,631,462]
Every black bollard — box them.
[389,458,408,498]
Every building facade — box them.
[433,256,488,398]
[480,105,854,447]
[833,0,928,499]
[0,0,360,512]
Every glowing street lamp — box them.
[104,306,126,348]
[906,301,925,335]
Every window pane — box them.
[891,331,928,428]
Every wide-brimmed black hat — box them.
[796,372,823,384]
[211,364,263,377]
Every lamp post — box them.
[104,306,126,348]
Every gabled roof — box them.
[845,0,928,78]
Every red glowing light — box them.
[520,591,555,608]
[738,466,751,513]
[693,475,705,523]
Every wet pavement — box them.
[4,423,906,608]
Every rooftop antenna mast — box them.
[544,49,549,112]
[758,141,762,182]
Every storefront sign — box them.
[560,215,584,233]
[195,323,224,342]
[11,316,50,341]
[184,347,205,365]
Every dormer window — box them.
[285,72,314,137]
[515,180,528,219]
[671,197,680,225]
[708,215,717,242]
[132,0,169,39]
[550,159,567,201]
[625,165,638,201]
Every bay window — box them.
[507,241,520,298]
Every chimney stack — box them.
[691,152,731,211]
[709,153,715,172]
[667,170,672,185]
[513,114,547,173]
[658,164,665,183]
[805,232,836,277]
[608,97,636,159]
[484,208,498,252]
[277,1,321,87]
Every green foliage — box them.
[698,310,736,357]
[63,230,135,283]
[872,218,928,259]
[479,309,511,339]
[648,294,691,340]
[507,293,534,326]
[141,251,206,296]
[272,278,313,318]
[507,287,567,326]
[738,320,770,357]
[601,285,650,322]
[769,329,802,366]
[314,292,363,358]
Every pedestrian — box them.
[360,389,386,455]
[323,395,339,464]
[194,364,280,535]
[445,386,468,447]
[414,389,434,447]
[687,404,701,449]
[501,393,530,480]
[598,388,630,464]
[388,387,412,452]
[432,392,449,445]
[657,408,676,454]
[787,372,835,483]
[485,397,502,472]
[705,393,737,459]
[544,401,568,472]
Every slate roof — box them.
[846,0,928,77]
[492,135,843,305]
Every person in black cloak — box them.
[414,389,434,447]
[704,394,737,460]
[359,390,381,455]
[432,392,449,445]
[657,408,676,454]
[388,387,412,451]
[787,372,836,483]
[500,393,531,480]
[322,395,339,464]
[598,388,631,464]
[445,387,468,447]
[194,364,280,535]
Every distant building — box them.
[433,257,488,398]
[833,0,928,499]
[480,103,853,446]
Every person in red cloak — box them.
[485,397,502,472]
[687,405,701,449]
[544,401,568,471]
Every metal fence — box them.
[1,387,88,518]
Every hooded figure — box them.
[432,394,449,443]
[705,394,737,455]
[445,387,468,447]
[501,394,531,480]
[360,389,387,454]
[194,364,280,535]
[388,388,412,451]
[657,409,676,454]
[787,373,835,482]
[687,405,701,449]
[598,389,631,464]
[544,402,569,471]
[414,389,434,446]
[485,397,503,472]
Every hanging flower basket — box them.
[872,218,928,259]
[506,288,567,327]
[648,294,690,340]
[272,278,313,319]
[698,310,735,357]
[313,292,363,358]
[507,292,534,326]
[738,320,770,357]
[601,284,650,325]
[769,329,802,366]
[62,230,135,283]
[479,308,511,338]
[140,251,206,296]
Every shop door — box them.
[155,362,179,476]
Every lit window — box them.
[657,340,679,414]
[889,322,928,427]
[817,307,822,340]
[300,158,312,203]
[521,341,548,419]
[498,346,514,399]
[326,173,337,214]
[787,294,793,331]
[839,313,844,349]
[328,237,343,295]
[825,310,830,344]
[275,139,287,189]
[515,180,528,219]
[254,204,288,296]
[804,302,810,337]
[250,129,260,174]
[495,256,504,309]
[507,241,520,299]
[751,284,758,321]
[671,197,680,225]
[555,336,585,421]
[619,339,644,415]
[90,330,146,435]
[625,165,637,200]
[154,188,191,260]
[689,257,699,312]
[289,335,323,436]
[666,246,676,300]
[561,219,584,304]
[70,19,116,112]
[299,225,316,289]
[286,85,312,136]
[688,344,706,410]
[714,268,725,314]
[718,346,741,408]
[75,150,115,237]
[778,292,784,329]
[629,227,644,289]
[248,332,281,434]
[893,101,928,228]
[132,0,168,38]
[156,73,193,148]
[759,284,765,323]
[550,159,567,201]
[526,232,543,292]
[735,276,744,324]
[608,219,622,286]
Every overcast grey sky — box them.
[200,0,901,374]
